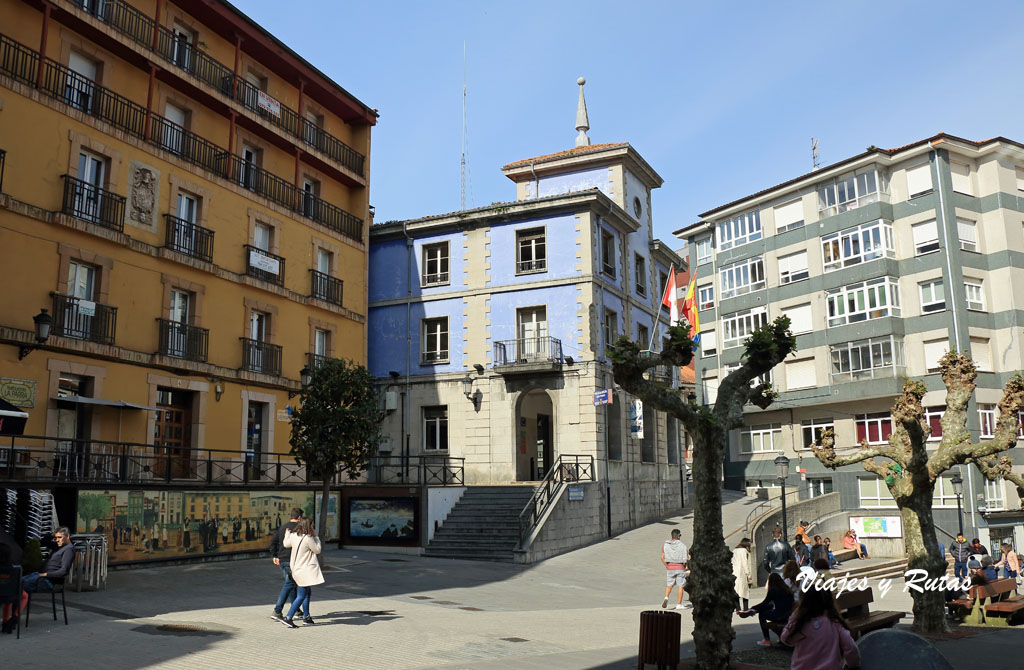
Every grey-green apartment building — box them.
[674,133,1024,552]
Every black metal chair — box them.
[0,565,23,639]
[24,574,67,628]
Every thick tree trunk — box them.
[899,490,949,633]
[688,428,735,670]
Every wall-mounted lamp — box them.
[564,356,575,366]
[462,374,480,410]
[18,308,53,360]
[289,365,313,399]
[473,363,485,374]
[388,370,401,380]
[687,391,697,403]
[213,382,224,402]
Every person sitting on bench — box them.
[842,530,869,559]
[738,573,793,647]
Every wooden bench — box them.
[835,587,903,638]
[947,578,1023,626]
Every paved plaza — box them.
[3,493,1021,669]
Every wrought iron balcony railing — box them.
[61,174,126,231]
[240,338,282,376]
[307,352,329,371]
[157,318,209,362]
[516,259,546,274]
[68,0,155,49]
[309,269,343,306]
[493,336,563,366]
[51,292,117,345]
[164,214,215,263]
[149,115,229,176]
[244,244,285,286]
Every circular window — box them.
[633,197,643,218]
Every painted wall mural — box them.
[348,497,417,542]
[76,489,339,563]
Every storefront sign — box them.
[0,377,36,407]
[257,90,281,118]
[593,389,613,406]
[248,249,280,274]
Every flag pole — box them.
[649,264,674,352]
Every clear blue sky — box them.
[241,0,1024,246]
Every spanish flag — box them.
[681,270,701,345]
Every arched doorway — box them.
[515,390,554,482]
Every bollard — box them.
[637,609,681,669]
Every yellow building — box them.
[0,0,376,474]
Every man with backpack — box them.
[661,528,689,609]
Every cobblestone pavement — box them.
[3,493,1016,669]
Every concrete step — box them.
[423,549,516,562]
[433,528,520,538]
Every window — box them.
[912,219,940,255]
[722,307,768,349]
[698,284,714,310]
[950,161,972,195]
[964,279,984,311]
[924,406,944,441]
[774,199,804,233]
[239,144,260,190]
[859,477,897,508]
[830,336,904,382]
[984,478,1005,511]
[923,339,948,373]
[817,168,881,217]
[1017,167,1024,192]
[723,364,773,389]
[171,22,195,72]
[739,424,781,454]
[641,403,655,463]
[601,230,616,277]
[970,337,991,371]
[821,220,894,272]
[603,309,618,351]
[919,279,945,313]
[957,218,978,252]
[162,103,188,154]
[825,277,901,327]
[906,162,933,198]
[516,228,546,274]
[718,256,765,299]
[659,271,668,299]
[313,328,329,358]
[66,260,97,301]
[856,413,893,445]
[717,210,761,250]
[316,248,332,275]
[422,242,449,286]
[637,323,650,348]
[73,150,107,223]
[66,51,98,113]
[301,178,320,219]
[421,317,448,363]
[667,417,679,465]
[695,237,712,264]
[781,303,813,334]
[634,254,647,296]
[807,478,835,498]
[423,407,448,451]
[786,358,817,390]
[607,398,622,461]
[778,250,809,284]
[701,329,717,357]
[978,404,996,438]
[801,418,834,450]
[703,375,717,405]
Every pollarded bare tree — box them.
[810,351,1024,633]
[610,317,796,670]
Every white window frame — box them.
[923,340,948,373]
[821,220,894,273]
[957,218,978,252]
[786,358,817,390]
[634,253,647,297]
[701,329,717,358]
[778,250,809,285]
[979,404,996,438]
[984,478,1005,511]
[859,477,897,508]
[695,237,712,264]
[933,477,958,508]
[964,279,984,311]
[723,364,773,388]
[817,168,881,218]
[906,162,934,198]
[698,284,714,310]
[919,279,945,314]
[950,161,972,196]
[601,230,616,277]
[971,337,991,371]
[773,199,804,233]
[912,219,940,255]
[423,406,449,451]
[801,418,834,450]
[825,277,901,327]
[603,309,618,350]
[718,256,765,300]
[739,424,781,454]
[717,210,761,251]
[420,317,449,364]
[856,413,894,445]
[830,336,904,383]
[924,405,945,442]
[722,307,768,350]
[516,227,547,275]
[782,303,813,335]
[421,242,450,287]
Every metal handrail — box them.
[164,214,215,262]
[50,292,117,345]
[244,244,285,286]
[368,455,466,486]
[517,454,595,546]
[239,337,283,376]
[61,174,127,231]
[493,336,564,366]
[309,269,343,306]
[156,318,209,362]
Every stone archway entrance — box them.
[515,390,554,482]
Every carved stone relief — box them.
[127,160,160,232]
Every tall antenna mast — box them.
[811,137,821,171]
[461,42,467,210]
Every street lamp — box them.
[18,308,53,360]
[775,453,791,542]
[462,374,479,410]
[289,365,313,399]
[951,472,964,536]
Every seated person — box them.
[823,537,841,567]
[979,555,998,582]
[21,527,74,597]
[738,573,794,647]
[842,530,869,559]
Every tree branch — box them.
[972,455,1024,509]
[810,428,901,469]
[712,317,796,430]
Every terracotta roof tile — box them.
[679,365,696,385]
[503,142,630,170]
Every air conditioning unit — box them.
[377,436,392,452]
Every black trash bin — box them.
[638,609,681,669]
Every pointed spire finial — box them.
[575,76,590,148]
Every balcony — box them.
[61,174,126,232]
[51,293,117,345]
[164,214,214,263]
[309,270,343,306]
[307,352,329,371]
[240,338,282,376]
[149,116,229,176]
[300,190,362,240]
[157,319,209,362]
[516,259,546,274]
[244,244,285,286]
[493,336,564,375]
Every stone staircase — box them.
[423,485,538,563]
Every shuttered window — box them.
[774,199,804,233]
[906,163,933,198]
[786,358,816,390]
[950,161,972,195]
[912,219,939,255]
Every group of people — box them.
[1,526,76,634]
[268,507,324,628]
[949,533,1019,582]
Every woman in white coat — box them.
[281,517,324,628]
[732,537,753,610]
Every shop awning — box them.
[54,395,161,411]
[0,398,29,436]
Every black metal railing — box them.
[493,336,563,366]
[41,58,148,136]
[420,351,448,364]
[61,174,126,231]
[225,154,298,210]
[0,148,5,193]
[518,455,595,545]
[69,0,155,49]
[368,455,465,486]
[51,292,117,345]
[157,318,209,362]
[309,269,343,306]
[154,26,235,96]
[244,244,285,286]
[240,338,282,376]
[421,271,449,286]
[163,214,215,262]
[307,352,329,371]
[0,33,40,86]
[516,259,546,273]
[301,191,363,240]
[301,118,366,175]
[149,116,229,175]
[235,76,300,135]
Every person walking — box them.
[950,533,971,582]
[732,538,753,610]
[762,526,795,576]
[993,543,1020,580]
[280,518,323,628]
[780,586,861,670]
[269,507,305,622]
[661,528,689,609]
[738,573,793,647]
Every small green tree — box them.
[289,358,382,544]
[77,493,112,531]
